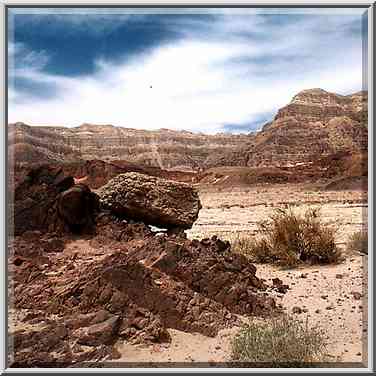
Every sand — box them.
[111,184,368,366]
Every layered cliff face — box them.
[8,88,367,173]
[215,88,368,168]
[8,123,249,171]
[274,88,366,125]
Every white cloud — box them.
[8,13,365,133]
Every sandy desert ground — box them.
[110,184,368,366]
[9,183,368,367]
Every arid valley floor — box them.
[9,182,368,367]
[118,184,368,365]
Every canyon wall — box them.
[9,88,367,172]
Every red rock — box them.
[75,316,121,346]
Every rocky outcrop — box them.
[214,89,368,169]
[57,184,99,233]
[98,172,201,230]
[9,161,280,366]
[12,166,99,235]
[10,224,278,359]
[10,212,279,366]
[274,88,367,124]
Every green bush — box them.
[232,207,341,267]
[231,315,327,367]
[347,230,368,254]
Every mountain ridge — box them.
[9,88,367,172]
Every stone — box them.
[57,184,99,233]
[12,166,99,235]
[292,306,302,314]
[41,237,65,253]
[97,172,202,229]
[352,291,362,300]
[75,315,121,346]
[272,278,283,287]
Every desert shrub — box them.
[232,235,274,263]
[232,207,341,267]
[347,230,368,254]
[231,315,327,367]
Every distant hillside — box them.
[9,88,367,173]
[8,122,249,171]
[207,89,367,168]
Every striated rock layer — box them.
[210,89,367,168]
[8,122,249,171]
[8,88,368,180]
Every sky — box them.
[8,8,368,134]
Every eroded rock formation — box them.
[98,172,202,230]
[8,122,249,170]
[213,89,368,169]
[9,89,367,172]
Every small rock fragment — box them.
[292,306,302,314]
[352,292,362,300]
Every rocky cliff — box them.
[209,88,368,168]
[8,123,249,171]
[8,88,367,172]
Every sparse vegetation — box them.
[347,230,368,254]
[232,207,341,267]
[231,315,327,367]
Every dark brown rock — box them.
[41,237,65,253]
[57,184,99,233]
[12,166,99,235]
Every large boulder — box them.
[97,172,201,229]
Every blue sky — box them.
[8,8,367,133]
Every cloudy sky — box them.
[8,8,367,133]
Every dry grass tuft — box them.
[347,230,368,254]
[232,207,341,267]
[231,315,327,367]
